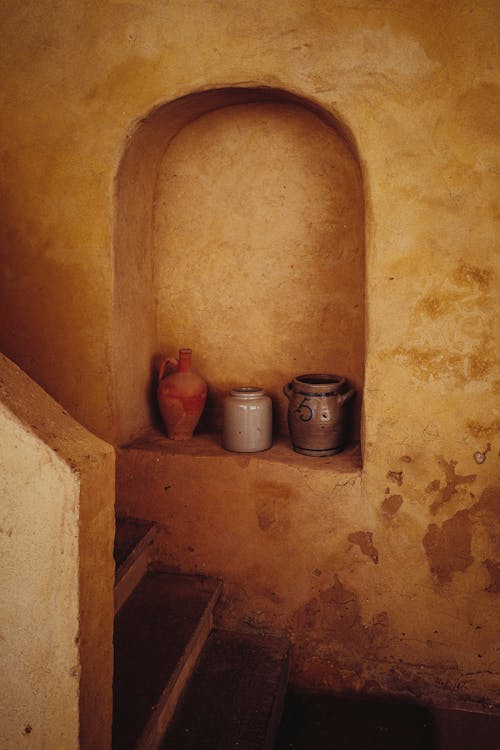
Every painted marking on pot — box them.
[296,390,340,397]
[295,397,314,422]
[293,444,342,452]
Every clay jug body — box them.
[157,348,207,440]
[283,373,355,456]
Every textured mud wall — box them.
[0,354,115,749]
[0,0,499,711]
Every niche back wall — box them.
[154,101,364,435]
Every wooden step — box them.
[114,517,158,613]
[113,570,222,750]
[161,629,290,750]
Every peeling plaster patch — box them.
[423,510,473,583]
[423,486,499,584]
[387,470,403,486]
[426,479,440,493]
[473,443,491,464]
[418,292,457,319]
[348,531,379,564]
[467,419,500,439]
[336,25,439,82]
[387,345,493,385]
[483,560,500,593]
[468,353,494,380]
[430,457,476,515]
[255,481,291,537]
[293,575,389,663]
[452,261,493,292]
[382,494,403,517]
[472,486,500,516]
[471,486,500,553]
[386,254,495,386]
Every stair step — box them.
[114,517,158,613]
[161,629,291,750]
[113,570,222,750]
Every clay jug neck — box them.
[178,348,192,373]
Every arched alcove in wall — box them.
[113,87,365,445]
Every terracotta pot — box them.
[283,373,355,456]
[157,348,207,440]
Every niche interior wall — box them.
[113,87,365,444]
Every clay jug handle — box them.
[283,382,294,401]
[158,356,179,381]
[338,388,355,407]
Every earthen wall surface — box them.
[1,0,498,710]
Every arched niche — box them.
[113,87,365,446]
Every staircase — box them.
[113,517,291,750]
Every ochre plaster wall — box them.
[0,0,499,712]
[0,354,115,749]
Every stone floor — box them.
[275,690,500,750]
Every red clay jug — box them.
[157,348,207,440]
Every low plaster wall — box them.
[0,403,79,749]
[0,353,115,749]
[117,433,500,713]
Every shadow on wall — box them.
[0,190,108,434]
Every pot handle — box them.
[283,382,294,401]
[338,388,355,407]
[158,356,178,381]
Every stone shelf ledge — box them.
[123,428,361,474]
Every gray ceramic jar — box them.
[283,374,355,456]
[222,387,272,453]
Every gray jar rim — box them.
[230,386,265,397]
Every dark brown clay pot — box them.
[157,348,207,440]
[283,373,355,456]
